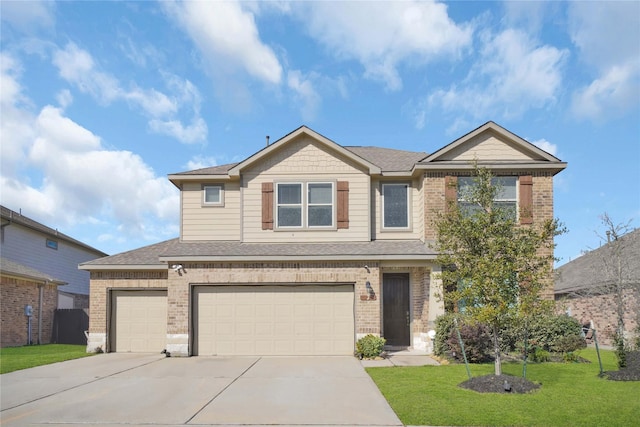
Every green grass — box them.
[0,344,94,374]
[367,349,640,427]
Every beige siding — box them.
[181,181,241,241]
[373,178,424,240]
[242,136,371,242]
[440,132,540,161]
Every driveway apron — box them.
[0,354,402,426]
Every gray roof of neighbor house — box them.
[79,238,438,269]
[0,257,66,285]
[0,205,108,257]
[555,228,640,294]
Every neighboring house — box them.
[555,229,640,347]
[1,206,108,309]
[1,257,65,347]
[80,122,566,356]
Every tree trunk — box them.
[493,326,502,376]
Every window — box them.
[203,185,224,206]
[275,182,334,228]
[382,183,410,229]
[458,176,517,219]
[46,239,58,250]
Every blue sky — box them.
[1,1,638,266]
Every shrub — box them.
[356,334,386,359]
[446,321,493,363]
[531,348,550,363]
[434,313,458,357]
[504,313,584,354]
[563,351,580,363]
[614,332,627,368]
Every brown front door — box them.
[382,273,410,347]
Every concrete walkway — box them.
[360,350,441,368]
[1,353,403,427]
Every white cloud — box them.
[287,70,321,122]
[425,28,567,126]
[568,1,640,120]
[0,56,179,242]
[185,155,218,171]
[149,117,208,145]
[531,138,558,157]
[294,0,472,91]
[0,0,55,32]
[571,64,640,120]
[164,0,282,85]
[52,43,207,143]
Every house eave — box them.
[159,254,437,262]
[415,162,567,174]
[78,264,167,271]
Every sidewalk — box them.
[360,349,440,367]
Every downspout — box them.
[38,281,46,344]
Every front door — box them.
[382,273,410,347]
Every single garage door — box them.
[193,285,354,356]
[111,290,167,352]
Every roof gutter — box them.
[158,254,437,262]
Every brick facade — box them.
[87,263,434,356]
[1,276,58,347]
[557,288,639,347]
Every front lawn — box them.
[0,344,94,374]
[367,349,640,427]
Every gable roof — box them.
[0,257,66,285]
[168,126,429,185]
[227,126,382,176]
[417,121,567,174]
[555,228,640,294]
[1,205,108,257]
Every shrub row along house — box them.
[80,122,566,356]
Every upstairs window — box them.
[458,176,517,219]
[382,183,410,229]
[203,185,224,206]
[275,182,334,229]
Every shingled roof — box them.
[0,257,66,285]
[555,228,640,294]
[80,238,437,269]
[344,146,427,172]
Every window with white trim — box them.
[276,182,334,229]
[382,183,410,229]
[203,185,224,206]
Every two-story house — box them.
[1,205,108,309]
[80,122,566,356]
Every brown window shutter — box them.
[444,175,458,213]
[519,175,533,225]
[262,182,274,230]
[337,181,349,229]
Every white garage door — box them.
[193,285,354,356]
[111,290,167,353]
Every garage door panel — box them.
[112,290,167,353]
[194,285,354,356]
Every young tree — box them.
[434,165,565,375]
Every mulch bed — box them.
[459,373,540,394]
[605,350,640,381]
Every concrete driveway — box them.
[0,353,402,426]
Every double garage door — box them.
[110,285,354,355]
[193,285,355,356]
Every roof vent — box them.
[266,135,270,146]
